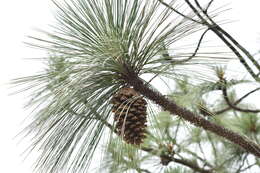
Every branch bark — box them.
[122,70,260,157]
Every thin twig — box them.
[206,132,218,166]
[220,27,260,76]
[169,28,210,64]
[239,162,258,172]
[198,141,208,163]
[193,0,260,80]
[194,0,205,12]
[159,0,259,80]
[173,158,213,173]
[137,168,152,173]
[157,0,202,24]
[235,154,248,173]
[205,0,215,13]
[175,143,213,168]
[147,28,210,84]
[215,87,260,114]
[66,107,115,131]
[141,147,212,173]
[187,0,258,80]
[216,154,237,171]
[221,80,260,113]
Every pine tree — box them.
[13,0,260,173]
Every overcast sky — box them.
[0,1,260,172]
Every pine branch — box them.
[174,143,213,168]
[215,87,260,114]
[160,0,260,81]
[163,28,210,64]
[137,168,152,173]
[157,0,202,24]
[17,1,260,172]
[194,0,260,73]
[192,0,260,81]
[141,147,212,173]
[92,114,213,173]
[239,162,258,172]
[173,158,212,173]
[221,80,260,113]
[74,106,214,173]
[149,27,210,83]
[184,0,259,81]
[69,106,213,173]
[205,0,215,13]
[122,69,260,157]
[235,154,248,173]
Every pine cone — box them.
[110,87,147,145]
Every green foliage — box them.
[130,79,259,173]
[14,0,216,172]
[163,167,192,173]
[13,0,260,173]
[102,137,148,173]
[169,78,203,111]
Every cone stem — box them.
[123,71,260,157]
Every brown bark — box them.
[122,70,260,157]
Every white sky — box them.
[0,1,260,172]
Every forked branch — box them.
[215,87,260,114]
[158,0,260,81]
[221,80,260,113]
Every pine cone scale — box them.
[110,87,147,145]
